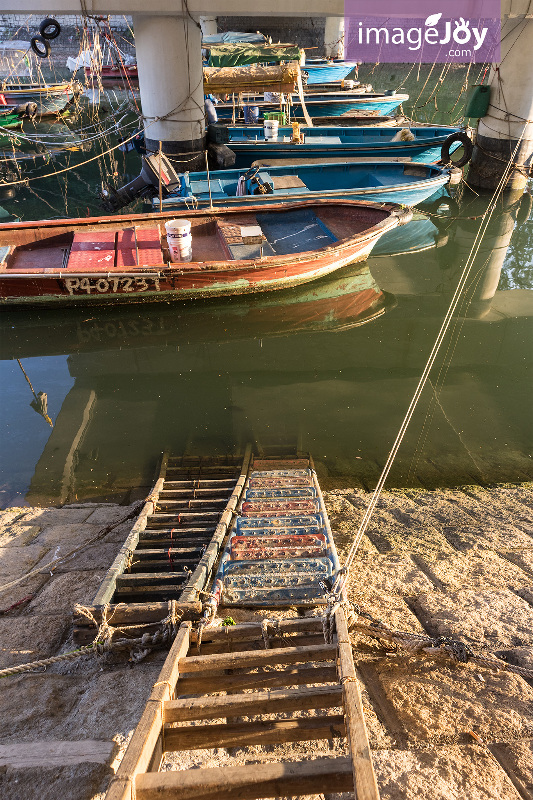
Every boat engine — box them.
[100,152,182,211]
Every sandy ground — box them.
[0,483,532,800]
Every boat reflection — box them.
[1,260,393,361]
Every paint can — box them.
[264,118,279,140]
[244,105,259,124]
[165,219,192,262]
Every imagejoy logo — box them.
[345,0,500,62]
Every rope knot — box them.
[434,636,473,663]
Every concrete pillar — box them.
[200,16,217,37]
[468,18,533,191]
[324,17,345,59]
[133,14,205,170]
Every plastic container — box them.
[244,105,259,124]
[264,111,287,124]
[165,219,192,262]
[465,84,491,118]
[343,79,355,90]
[264,118,279,140]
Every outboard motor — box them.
[100,152,182,211]
[15,102,38,119]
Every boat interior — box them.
[179,162,435,201]
[228,125,457,143]
[0,205,389,271]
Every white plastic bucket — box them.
[264,119,279,140]
[343,79,355,90]
[165,219,192,263]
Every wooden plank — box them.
[193,633,329,655]
[0,739,115,768]
[116,573,189,586]
[176,664,338,694]
[163,714,346,751]
[190,616,324,643]
[135,756,354,800]
[179,643,337,673]
[164,684,343,722]
[107,622,192,800]
[335,607,380,800]
[73,601,202,626]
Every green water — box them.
[0,65,531,506]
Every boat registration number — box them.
[64,276,160,295]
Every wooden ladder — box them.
[105,609,380,800]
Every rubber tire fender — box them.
[441,131,473,168]
[31,35,51,58]
[39,18,61,40]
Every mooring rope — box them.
[331,125,528,601]
[0,599,183,679]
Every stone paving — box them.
[0,484,531,799]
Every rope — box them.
[331,125,529,600]
[0,599,184,679]
[347,613,533,680]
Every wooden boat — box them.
[152,161,450,212]
[210,454,340,607]
[210,124,462,169]
[0,81,81,115]
[0,199,411,307]
[0,108,24,132]
[215,91,409,120]
[302,60,359,84]
[84,62,138,82]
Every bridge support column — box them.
[133,13,205,171]
[324,17,345,59]
[467,18,533,191]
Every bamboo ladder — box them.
[105,608,379,800]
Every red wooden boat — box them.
[0,199,411,307]
[84,63,138,83]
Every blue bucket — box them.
[244,105,260,124]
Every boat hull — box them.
[215,93,408,120]
[303,63,358,84]
[0,200,405,308]
[1,83,77,114]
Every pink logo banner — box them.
[345,0,501,62]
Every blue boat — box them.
[215,92,409,120]
[213,125,462,169]
[303,61,359,84]
[151,161,450,212]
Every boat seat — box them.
[189,178,226,197]
[215,216,275,260]
[270,175,309,191]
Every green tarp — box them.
[207,43,302,68]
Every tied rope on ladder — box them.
[323,124,529,615]
[0,600,184,679]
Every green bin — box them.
[465,85,491,118]
[264,111,287,125]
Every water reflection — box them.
[0,198,531,506]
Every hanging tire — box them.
[39,18,61,40]
[441,132,473,168]
[31,35,51,58]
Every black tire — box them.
[31,35,51,58]
[39,18,61,40]
[441,132,473,168]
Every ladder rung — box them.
[116,573,189,586]
[164,684,343,723]
[179,643,337,673]
[177,664,338,695]
[135,756,353,800]
[163,714,346,751]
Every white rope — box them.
[333,126,528,598]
